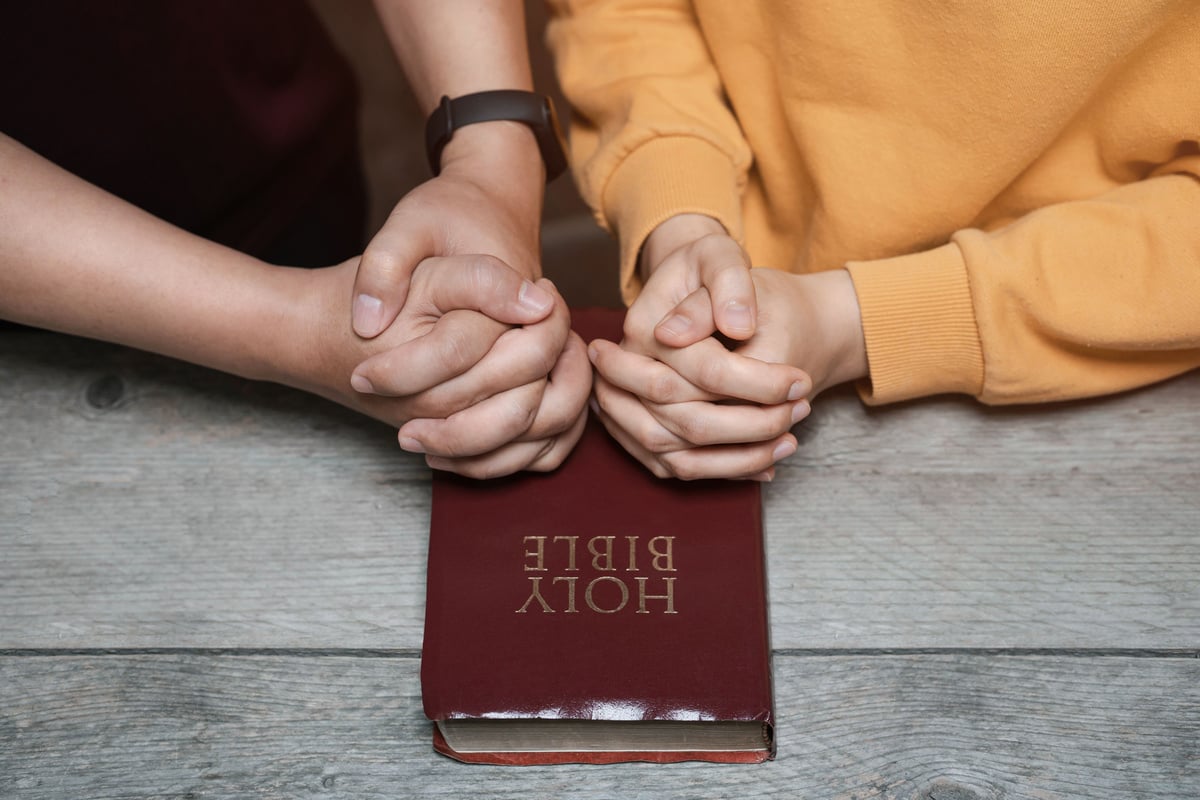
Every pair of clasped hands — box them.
[349,192,857,481]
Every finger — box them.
[590,393,794,481]
[519,332,592,441]
[397,379,545,458]
[399,328,588,455]
[395,287,570,418]
[425,407,589,479]
[656,432,798,481]
[351,309,506,397]
[414,255,554,324]
[592,372,691,455]
[525,407,589,471]
[655,337,811,405]
[591,399,676,479]
[588,337,715,406]
[646,396,811,447]
[650,240,755,348]
[353,211,434,338]
[695,238,757,341]
[653,285,720,349]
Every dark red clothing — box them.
[1,1,366,266]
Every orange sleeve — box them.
[545,0,750,304]
[847,162,1200,405]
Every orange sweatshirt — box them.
[546,0,1200,404]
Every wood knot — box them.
[85,374,125,410]
[918,779,992,800]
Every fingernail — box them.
[657,314,692,339]
[724,301,753,334]
[399,435,425,454]
[588,396,600,416]
[353,293,384,337]
[772,439,797,462]
[751,470,774,483]
[790,400,811,425]
[587,343,599,363]
[350,373,376,395]
[786,380,809,401]
[518,280,553,315]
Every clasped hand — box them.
[305,253,589,479]
[588,217,811,481]
[331,142,591,479]
[587,215,867,481]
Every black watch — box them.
[424,90,569,182]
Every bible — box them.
[420,308,775,765]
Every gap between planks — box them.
[1,647,1195,658]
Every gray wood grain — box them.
[1,334,431,649]
[1,653,1195,799]
[3,332,1198,650]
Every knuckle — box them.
[673,413,710,444]
[622,313,654,347]
[713,260,749,282]
[470,252,507,272]
[525,439,563,473]
[527,396,574,440]
[449,459,505,481]
[528,333,561,377]
[466,254,508,293]
[694,232,740,258]
[745,406,790,440]
[646,369,680,405]
[474,460,517,480]
[646,459,672,480]
[438,326,478,372]
[660,452,700,481]
[361,247,407,283]
[694,357,728,391]
[501,392,540,437]
[639,421,677,454]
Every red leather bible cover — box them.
[421,308,775,765]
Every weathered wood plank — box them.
[0,334,432,649]
[1,653,1195,799]
[764,465,1200,649]
[2,333,1198,649]
[765,378,1200,648]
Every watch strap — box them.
[425,90,568,182]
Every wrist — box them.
[437,122,545,245]
[427,90,566,183]
[439,121,545,193]
[262,263,353,399]
[812,269,868,389]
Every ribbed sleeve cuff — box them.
[845,242,985,404]
[603,137,744,305]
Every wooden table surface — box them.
[2,329,1197,799]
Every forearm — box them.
[848,170,1200,405]
[0,134,309,385]
[546,0,751,303]
[372,0,533,111]
[371,0,542,179]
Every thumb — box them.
[654,236,757,348]
[696,236,757,342]
[655,286,718,348]
[351,220,434,339]
[421,255,556,324]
